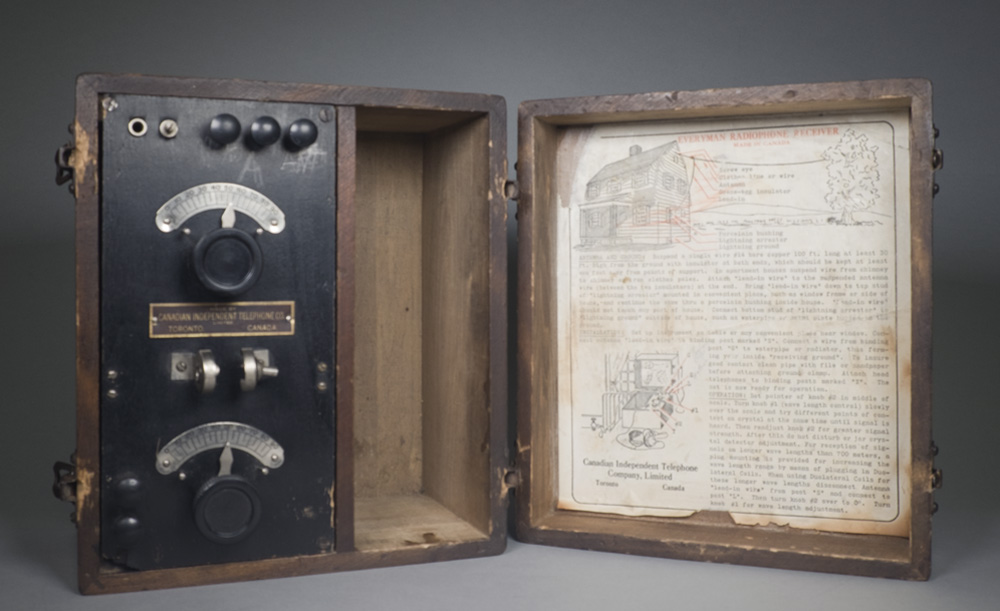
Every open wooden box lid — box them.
[514,79,939,579]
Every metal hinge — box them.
[54,124,75,195]
[52,454,79,523]
[503,467,520,491]
[930,440,942,515]
[504,180,520,201]
[931,124,942,197]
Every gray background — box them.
[1,0,998,608]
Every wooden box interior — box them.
[351,107,494,553]
[516,82,934,579]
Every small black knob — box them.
[209,113,241,146]
[193,475,261,544]
[287,119,318,149]
[113,514,144,546]
[115,475,143,505]
[250,116,281,147]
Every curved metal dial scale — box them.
[156,421,285,475]
[155,183,286,234]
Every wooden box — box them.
[56,75,938,593]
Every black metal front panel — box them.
[99,94,336,570]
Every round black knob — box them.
[115,475,143,505]
[193,475,261,544]
[113,514,144,546]
[287,119,318,149]
[208,113,241,145]
[192,228,263,296]
[250,116,281,147]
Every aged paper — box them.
[555,111,912,536]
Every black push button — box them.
[193,228,263,295]
[287,119,318,149]
[208,113,241,145]
[250,116,281,147]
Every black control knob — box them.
[192,228,263,296]
[250,116,281,147]
[287,119,318,149]
[193,475,261,544]
[114,475,143,506]
[208,113,242,146]
[113,514,144,546]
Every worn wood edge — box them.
[76,72,504,115]
[905,80,934,581]
[513,78,934,580]
[520,78,932,125]
[74,73,103,595]
[335,106,357,552]
[80,538,506,595]
[517,517,924,580]
[486,99,510,546]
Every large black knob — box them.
[192,228,263,296]
[208,113,242,146]
[193,475,261,544]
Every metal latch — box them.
[54,124,75,194]
[930,440,942,515]
[52,454,78,523]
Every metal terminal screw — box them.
[178,472,186,481]
[256,228,264,235]
[163,217,173,225]
[270,454,280,464]
[182,228,192,235]
[159,119,179,139]
[270,218,279,226]
[107,389,118,399]
[317,362,328,373]
[175,360,188,373]
[319,108,333,123]
[261,468,270,476]
[107,370,119,380]
[316,381,328,392]
[101,97,119,113]
[162,459,171,468]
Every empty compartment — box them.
[352,110,493,552]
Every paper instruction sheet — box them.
[555,111,912,536]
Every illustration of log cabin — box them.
[580,141,692,247]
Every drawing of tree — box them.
[822,129,880,224]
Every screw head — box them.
[107,389,118,399]
[317,362,328,373]
[316,381,328,392]
[175,360,188,372]
[159,119,179,139]
[107,370,118,380]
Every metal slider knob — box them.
[193,349,220,394]
[240,348,278,392]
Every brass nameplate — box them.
[149,301,295,338]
